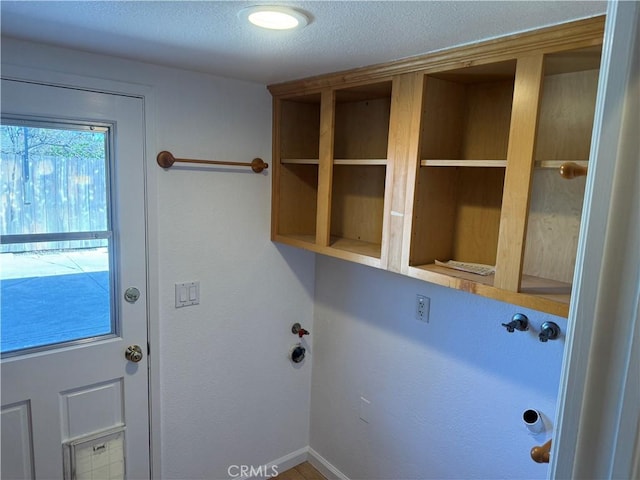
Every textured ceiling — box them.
[0,1,606,85]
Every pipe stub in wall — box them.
[523,409,545,434]
[290,344,306,364]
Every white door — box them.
[1,79,150,479]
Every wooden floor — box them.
[272,462,326,480]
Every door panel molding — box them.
[1,401,35,479]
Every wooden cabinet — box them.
[269,16,605,317]
[272,82,397,268]
[405,45,601,316]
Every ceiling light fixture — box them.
[239,5,310,31]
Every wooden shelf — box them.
[281,158,388,166]
[409,264,571,317]
[421,159,506,167]
[335,159,387,166]
[535,160,588,169]
[413,263,496,287]
[281,158,320,165]
[419,159,589,168]
[275,233,316,246]
[329,237,382,258]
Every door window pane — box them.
[0,122,115,355]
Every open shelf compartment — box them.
[275,93,321,244]
[329,164,386,258]
[420,60,516,165]
[522,46,601,295]
[409,166,505,277]
[329,81,392,257]
[333,81,392,161]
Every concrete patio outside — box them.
[0,248,111,354]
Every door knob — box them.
[125,345,143,363]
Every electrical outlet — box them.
[416,294,430,323]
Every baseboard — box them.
[237,446,309,480]
[239,446,349,480]
[307,447,350,480]
[273,447,310,476]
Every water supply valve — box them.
[539,321,560,342]
[291,322,309,338]
[502,313,529,333]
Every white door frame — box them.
[551,1,639,478]
[1,64,162,479]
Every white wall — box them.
[311,256,566,479]
[1,38,315,479]
[2,35,570,480]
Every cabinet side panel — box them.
[385,73,424,273]
[271,97,282,240]
[410,167,457,265]
[494,55,545,290]
[316,89,335,246]
[453,168,505,264]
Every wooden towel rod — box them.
[559,162,587,179]
[531,438,552,463]
[157,150,268,173]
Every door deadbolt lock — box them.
[124,287,141,304]
[125,345,143,363]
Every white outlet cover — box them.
[416,294,430,323]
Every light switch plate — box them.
[175,282,199,308]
